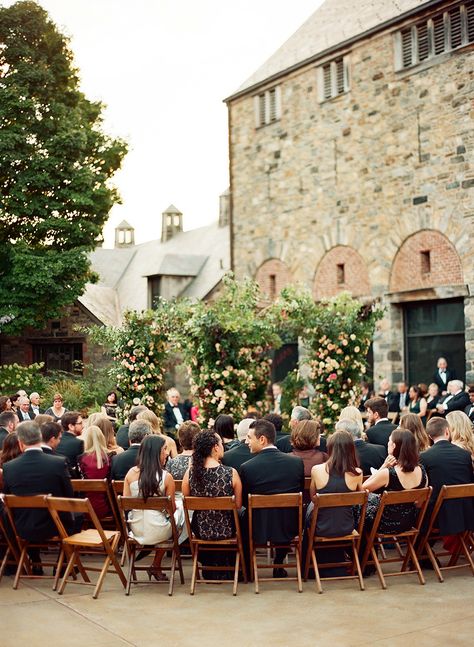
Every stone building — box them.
[225,0,474,386]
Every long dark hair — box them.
[190,430,219,495]
[137,435,166,501]
[326,430,359,476]
[214,414,235,441]
[0,432,20,466]
[391,429,419,472]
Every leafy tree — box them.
[0,1,127,333]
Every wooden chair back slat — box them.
[313,490,368,509]
[3,494,50,509]
[248,493,302,509]
[304,477,311,491]
[117,495,174,514]
[70,479,109,493]
[182,495,236,511]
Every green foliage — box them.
[0,362,46,394]
[0,1,127,333]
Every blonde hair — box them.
[84,412,104,428]
[399,413,430,451]
[137,409,162,434]
[338,406,364,434]
[94,416,116,450]
[83,425,108,469]
[446,411,474,457]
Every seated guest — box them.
[124,435,182,580]
[40,421,62,454]
[421,417,474,536]
[167,421,201,479]
[214,414,239,451]
[378,378,398,413]
[263,413,285,442]
[408,385,427,425]
[34,414,54,427]
[56,411,84,478]
[277,406,327,453]
[364,397,397,447]
[79,425,112,518]
[116,405,147,450]
[426,383,441,413]
[182,430,242,577]
[290,420,328,476]
[44,392,67,423]
[111,419,151,480]
[0,432,21,490]
[29,392,43,418]
[433,356,454,396]
[436,380,470,416]
[94,415,124,456]
[10,394,20,413]
[272,383,283,414]
[17,396,34,422]
[338,406,365,436]
[399,413,430,451]
[137,409,177,458]
[221,418,255,471]
[240,419,304,577]
[464,385,474,422]
[358,382,373,412]
[336,419,386,476]
[0,410,19,450]
[100,391,118,425]
[396,382,410,413]
[446,411,474,465]
[0,396,12,413]
[163,388,189,438]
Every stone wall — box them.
[228,4,474,385]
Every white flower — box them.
[132,397,141,405]
[214,389,223,397]
[127,340,134,346]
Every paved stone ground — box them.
[1,557,474,647]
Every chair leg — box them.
[93,554,111,599]
[407,539,425,585]
[295,545,303,593]
[190,545,199,595]
[232,552,239,596]
[107,538,127,589]
[177,550,185,585]
[58,550,77,595]
[426,542,444,583]
[312,549,322,594]
[253,549,259,594]
[53,549,65,591]
[371,546,386,590]
[459,535,474,576]
[126,546,134,596]
[239,543,248,584]
[13,546,28,590]
[353,543,365,591]
[168,551,176,596]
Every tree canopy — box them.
[0,1,127,333]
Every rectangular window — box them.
[269,274,277,300]
[318,56,350,101]
[32,343,83,373]
[420,250,431,275]
[149,275,161,309]
[337,263,345,285]
[254,86,281,128]
[397,2,474,70]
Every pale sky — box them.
[3,0,323,246]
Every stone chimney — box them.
[218,188,230,227]
[114,220,135,248]
[161,205,183,242]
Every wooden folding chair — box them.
[117,495,184,595]
[183,495,247,595]
[70,479,121,531]
[248,493,303,593]
[174,480,183,493]
[110,480,128,564]
[417,483,474,582]
[46,496,127,599]
[304,490,368,593]
[3,494,64,590]
[387,412,398,423]
[360,487,431,589]
[0,505,21,583]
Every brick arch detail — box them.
[255,258,292,301]
[313,246,371,300]
[389,229,464,292]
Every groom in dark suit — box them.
[240,418,304,577]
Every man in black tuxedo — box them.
[378,379,399,413]
[336,419,386,475]
[111,419,151,480]
[29,392,44,418]
[436,380,470,416]
[240,418,305,577]
[364,397,397,448]
[420,417,474,535]
[40,421,62,455]
[17,396,35,421]
[433,357,455,396]
[222,418,255,471]
[464,386,474,422]
[0,410,19,450]
[56,411,84,477]
[116,405,147,450]
[163,388,189,438]
[358,382,373,412]
[276,406,328,453]
[3,421,75,571]
[395,382,410,413]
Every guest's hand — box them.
[381,455,397,469]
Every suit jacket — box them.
[18,409,35,422]
[0,427,8,450]
[433,368,455,393]
[276,433,327,454]
[464,403,474,422]
[240,447,305,544]
[111,444,140,480]
[116,424,130,450]
[381,391,400,413]
[222,441,254,471]
[420,440,474,535]
[163,402,189,430]
[2,449,74,541]
[440,391,470,414]
[354,439,387,476]
[366,420,397,447]
[56,431,84,478]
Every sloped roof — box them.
[152,253,208,277]
[163,204,182,214]
[78,284,122,327]
[230,0,434,97]
[116,219,134,229]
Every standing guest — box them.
[426,383,441,414]
[44,393,67,423]
[336,419,386,476]
[277,406,327,453]
[240,419,305,578]
[17,396,34,422]
[436,380,470,416]
[364,397,397,447]
[116,405,147,450]
[163,388,189,438]
[446,411,474,464]
[272,383,283,414]
[358,382,373,412]
[137,409,177,458]
[433,357,455,396]
[214,414,239,451]
[421,417,474,536]
[92,415,124,456]
[182,430,242,578]
[41,421,62,454]
[56,411,84,478]
[111,419,151,480]
[464,385,474,423]
[0,410,19,450]
[79,425,112,518]
[0,396,12,412]
[408,385,427,425]
[100,391,118,424]
[29,392,43,418]
[221,418,255,471]
[290,420,328,476]
[166,421,200,479]
[399,413,430,451]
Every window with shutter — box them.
[401,29,413,67]
[258,93,266,127]
[467,2,474,41]
[432,15,445,54]
[319,57,348,101]
[322,64,331,99]
[417,23,430,60]
[255,86,281,128]
[449,7,463,48]
[269,88,277,122]
[336,59,345,94]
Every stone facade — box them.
[227,0,474,385]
